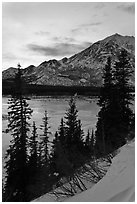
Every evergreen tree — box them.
[50,131,59,165]
[37,140,42,169]
[53,131,59,146]
[98,56,113,107]
[84,130,91,156]
[95,57,114,155]
[90,128,95,156]
[50,131,73,177]
[85,129,95,156]
[85,130,90,148]
[74,119,84,149]
[58,118,65,146]
[113,49,134,139]
[95,52,134,156]
[65,96,84,148]
[50,131,59,175]
[91,129,94,143]
[40,110,50,166]
[28,121,38,174]
[3,64,32,201]
[64,96,85,168]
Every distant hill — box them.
[2,33,135,87]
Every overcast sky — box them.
[2,2,135,70]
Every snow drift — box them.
[33,141,135,202]
[66,141,135,202]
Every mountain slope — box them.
[2,33,135,87]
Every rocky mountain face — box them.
[2,33,135,87]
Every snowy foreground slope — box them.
[67,141,135,202]
[33,141,135,202]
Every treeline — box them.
[2,81,101,96]
[2,49,135,202]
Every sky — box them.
[2,2,135,70]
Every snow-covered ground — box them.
[33,140,135,202]
[66,140,135,202]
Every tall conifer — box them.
[40,110,50,166]
[65,97,84,148]
[29,121,38,174]
[113,49,134,143]
[58,118,65,146]
[95,57,114,155]
[95,52,134,156]
[3,64,32,201]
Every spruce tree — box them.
[40,110,50,166]
[74,119,84,149]
[113,49,134,143]
[95,52,134,156]
[58,118,65,146]
[64,96,85,168]
[85,130,90,148]
[84,130,91,156]
[65,96,84,148]
[90,128,95,156]
[95,57,114,155]
[99,56,113,107]
[3,64,32,201]
[85,129,95,157]
[28,121,38,174]
[50,131,59,175]
[50,131,73,177]
[50,131,59,164]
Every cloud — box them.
[52,36,79,43]
[64,37,77,43]
[71,22,102,33]
[117,3,135,14]
[27,41,92,57]
[71,27,80,34]
[83,22,102,27]
[3,52,17,61]
[35,31,50,36]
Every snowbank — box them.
[66,141,135,202]
[33,141,134,202]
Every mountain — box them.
[2,33,135,87]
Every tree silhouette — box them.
[113,49,134,144]
[95,57,114,155]
[65,97,84,148]
[50,131,59,175]
[28,121,39,175]
[39,110,50,166]
[58,118,65,146]
[95,52,134,156]
[3,64,32,201]
[64,96,85,168]
[85,129,95,157]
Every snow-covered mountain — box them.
[33,140,135,202]
[3,33,135,87]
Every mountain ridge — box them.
[2,33,135,87]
